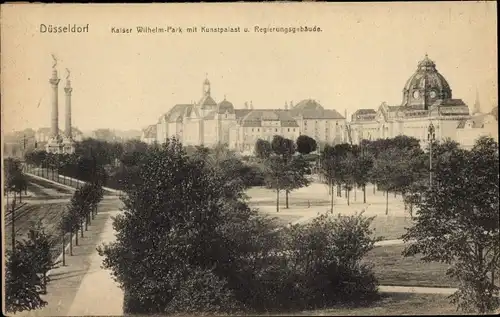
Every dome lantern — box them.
[401,55,452,109]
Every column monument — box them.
[62,68,75,154]
[46,54,63,154]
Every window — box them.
[257,128,260,132]
[293,129,296,132]
[275,128,278,132]
[252,128,254,132]
[288,128,290,132]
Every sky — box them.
[1,2,497,134]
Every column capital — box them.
[50,78,60,85]
[64,87,73,94]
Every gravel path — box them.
[65,210,124,316]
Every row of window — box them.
[304,121,343,127]
[250,128,297,133]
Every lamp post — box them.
[427,122,436,187]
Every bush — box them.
[164,268,243,315]
[242,162,266,187]
[276,212,379,310]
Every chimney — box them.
[290,100,294,109]
[250,101,254,110]
[285,101,288,110]
[244,101,249,109]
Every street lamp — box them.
[427,122,436,187]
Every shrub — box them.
[278,212,379,309]
[165,267,243,315]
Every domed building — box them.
[349,54,497,148]
[152,77,347,152]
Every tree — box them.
[68,189,86,242]
[296,135,317,155]
[97,138,279,315]
[338,146,357,205]
[282,156,311,209]
[402,137,500,314]
[320,144,339,213]
[353,151,374,204]
[5,247,47,313]
[254,139,272,160]
[23,221,57,294]
[59,210,75,261]
[4,157,27,203]
[263,136,297,212]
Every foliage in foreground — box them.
[97,138,378,315]
[5,247,47,313]
[403,136,500,314]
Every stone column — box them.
[49,69,60,139]
[64,78,72,139]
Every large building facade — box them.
[349,55,498,148]
[149,78,348,153]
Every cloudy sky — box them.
[1,2,497,133]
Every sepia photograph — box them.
[1,2,498,316]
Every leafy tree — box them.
[23,221,57,294]
[296,135,317,155]
[353,150,374,203]
[264,156,288,212]
[254,139,272,159]
[282,155,311,208]
[403,137,500,314]
[263,136,297,211]
[97,138,278,315]
[338,146,358,205]
[68,188,87,241]
[5,247,47,313]
[320,144,339,212]
[59,210,75,261]
[271,135,295,157]
[4,157,27,203]
[371,149,396,214]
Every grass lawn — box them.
[267,214,303,227]
[258,293,459,316]
[364,244,458,288]
[4,202,69,256]
[26,175,74,195]
[4,200,120,258]
[370,216,414,240]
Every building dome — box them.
[402,55,452,108]
[293,99,324,111]
[217,97,235,114]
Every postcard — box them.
[1,2,498,316]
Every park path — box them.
[65,210,124,316]
[378,285,457,295]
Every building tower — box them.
[473,88,481,115]
[46,54,62,153]
[62,68,75,153]
[203,73,211,96]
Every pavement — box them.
[65,210,124,316]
